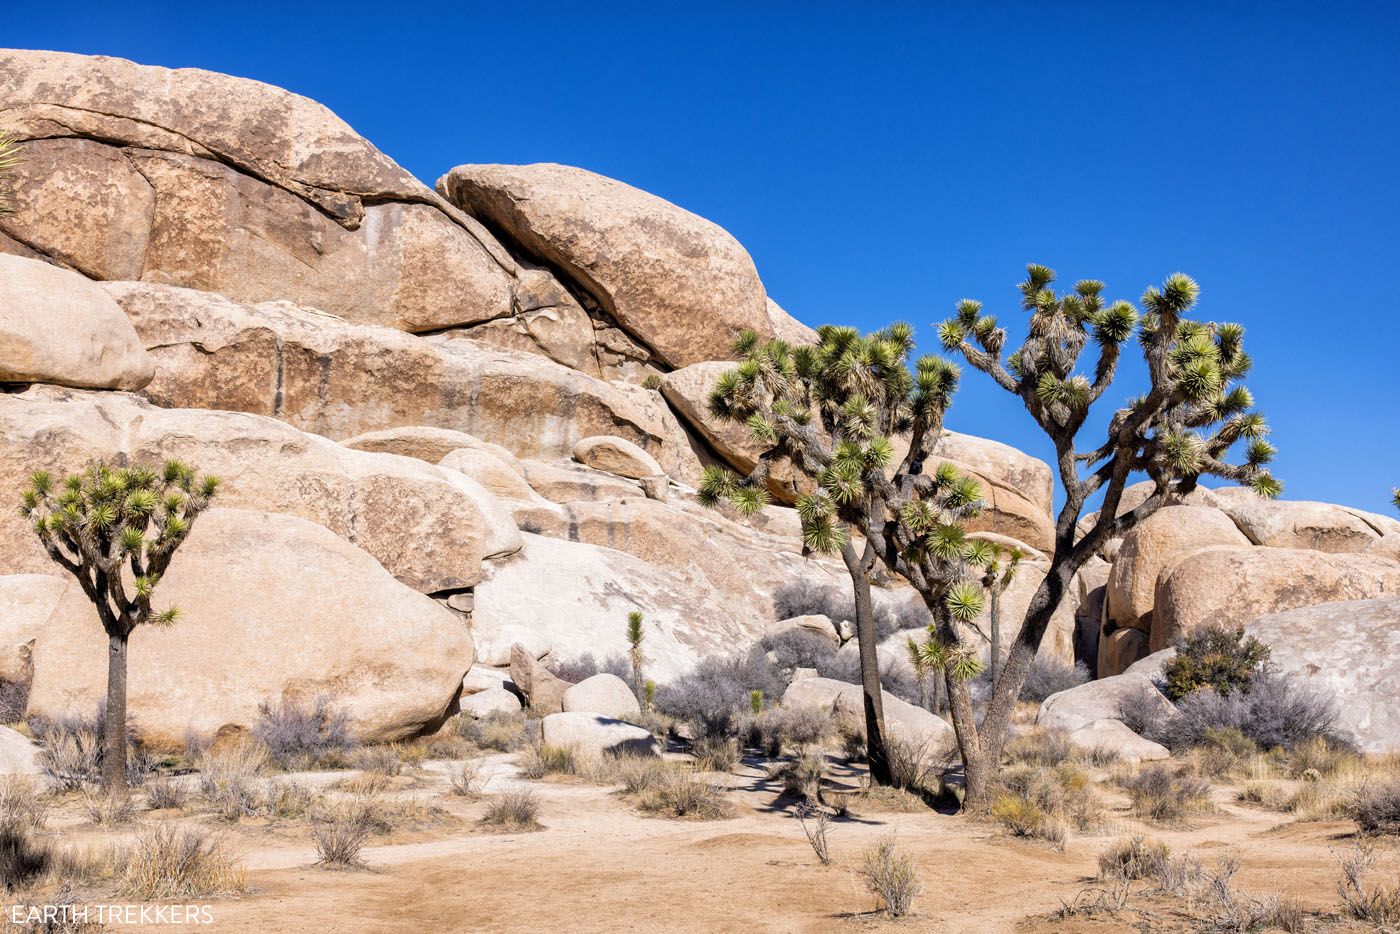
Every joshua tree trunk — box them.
[989,586,1002,683]
[842,538,891,786]
[102,629,129,795]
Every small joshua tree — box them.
[0,132,19,217]
[936,266,1279,805]
[905,636,934,712]
[21,460,218,794]
[626,610,646,704]
[968,541,1023,683]
[702,325,987,786]
[1392,488,1399,512]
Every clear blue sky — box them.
[12,2,1399,513]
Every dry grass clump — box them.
[311,802,372,869]
[0,778,48,835]
[447,760,485,799]
[516,743,577,780]
[479,789,541,832]
[1354,778,1400,836]
[423,733,475,760]
[335,770,391,796]
[768,752,826,804]
[145,779,189,811]
[458,711,528,752]
[1121,764,1213,824]
[857,833,921,918]
[262,778,315,819]
[1183,727,1258,779]
[886,736,945,794]
[854,782,926,813]
[689,735,741,773]
[1005,728,1074,767]
[79,791,136,826]
[990,764,1103,846]
[354,744,406,777]
[253,697,356,770]
[603,754,669,795]
[743,704,830,756]
[119,825,246,898]
[30,715,101,791]
[636,768,733,820]
[1097,835,1171,881]
[1337,842,1400,926]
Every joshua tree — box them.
[905,636,935,711]
[21,460,218,794]
[0,132,19,217]
[967,541,1024,683]
[1392,488,1399,512]
[702,325,988,785]
[934,266,1279,805]
[626,610,646,704]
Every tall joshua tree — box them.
[701,325,988,785]
[626,610,647,705]
[21,460,218,794]
[935,266,1280,806]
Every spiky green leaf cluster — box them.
[20,459,219,633]
[0,133,18,217]
[915,635,986,682]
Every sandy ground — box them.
[80,754,1375,934]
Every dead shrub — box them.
[354,744,405,777]
[1098,835,1171,881]
[885,736,942,793]
[119,825,246,898]
[145,779,188,811]
[311,803,372,869]
[447,760,485,799]
[689,735,740,773]
[768,752,825,804]
[262,779,314,819]
[79,791,135,826]
[424,733,474,760]
[480,789,542,832]
[1355,778,1400,835]
[0,778,48,836]
[1122,764,1213,824]
[460,711,527,752]
[1337,842,1400,926]
[857,833,921,918]
[992,763,1102,845]
[608,755,669,795]
[743,704,830,755]
[796,803,832,865]
[637,769,732,820]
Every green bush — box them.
[1163,626,1269,701]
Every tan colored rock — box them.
[540,713,658,759]
[1106,505,1250,630]
[519,459,644,504]
[769,615,840,646]
[935,431,1054,517]
[1247,598,1400,753]
[110,282,700,480]
[765,297,818,346]
[1037,672,1176,734]
[509,644,572,715]
[0,253,153,389]
[0,727,41,776]
[562,674,641,720]
[781,677,954,751]
[439,162,771,367]
[6,509,474,745]
[572,435,664,480]
[340,426,502,465]
[461,665,515,697]
[0,386,511,592]
[477,534,844,681]
[1208,487,1381,554]
[0,575,66,685]
[474,626,553,669]
[1098,627,1150,678]
[439,448,544,507]
[429,271,600,376]
[1151,546,1400,652]
[1068,719,1169,764]
[0,50,530,333]
[459,687,522,719]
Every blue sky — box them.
[12,2,1400,513]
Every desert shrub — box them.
[1098,835,1171,881]
[548,652,629,684]
[0,679,28,724]
[1123,764,1213,824]
[252,697,355,770]
[689,735,740,772]
[1153,671,1340,752]
[424,733,474,760]
[858,833,921,918]
[0,778,47,836]
[196,739,268,821]
[992,764,1101,845]
[120,825,246,898]
[637,769,732,819]
[516,744,576,780]
[653,652,784,735]
[145,779,188,811]
[80,791,136,826]
[768,752,825,803]
[795,803,832,864]
[743,704,830,756]
[1163,626,1269,701]
[1186,727,1258,779]
[885,736,942,793]
[1337,842,1400,926]
[0,826,51,892]
[262,779,314,819]
[29,711,153,789]
[480,789,542,831]
[1354,779,1400,836]
[759,628,838,672]
[1116,682,1174,740]
[1005,729,1074,767]
[311,803,372,868]
[459,710,528,752]
[1017,659,1090,703]
[447,760,485,798]
[355,744,404,777]
[605,754,668,795]
[1282,736,1356,778]
[1284,780,1354,821]
[773,582,924,641]
[641,373,663,391]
